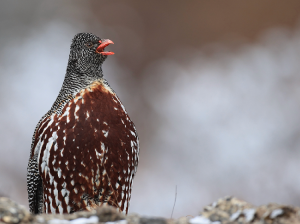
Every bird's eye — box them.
[86,42,93,48]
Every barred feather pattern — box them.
[27,33,139,214]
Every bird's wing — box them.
[27,155,43,214]
[27,112,54,214]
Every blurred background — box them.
[1,0,300,218]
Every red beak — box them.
[96,39,114,55]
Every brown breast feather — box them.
[33,80,139,214]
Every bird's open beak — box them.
[96,39,114,55]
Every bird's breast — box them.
[33,79,139,213]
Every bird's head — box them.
[67,33,114,75]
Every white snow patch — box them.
[48,216,99,224]
[270,209,283,219]
[189,216,211,224]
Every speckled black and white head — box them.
[67,33,114,78]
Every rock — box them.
[0,197,31,223]
[198,196,300,224]
[0,196,300,224]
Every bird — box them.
[27,33,139,215]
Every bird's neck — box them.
[49,64,104,115]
